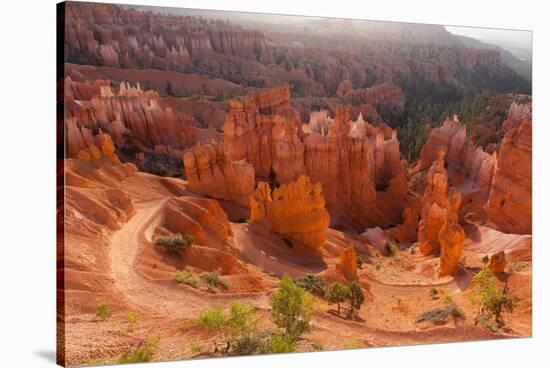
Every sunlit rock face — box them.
[250,175,330,250]
[417,117,496,190]
[417,151,465,276]
[302,105,407,230]
[183,142,255,207]
[438,192,465,277]
[224,88,408,230]
[485,116,532,235]
[336,246,358,281]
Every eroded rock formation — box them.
[438,192,465,276]
[223,86,408,229]
[336,81,405,111]
[163,196,233,244]
[183,142,255,207]
[223,85,304,184]
[485,116,532,234]
[250,175,330,250]
[417,151,465,276]
[66,78,220,158]
[63,2,530,100]
[501,100,532,136]
[336,245,358,281]
[418,150,450,255]
[302,106,407,229]
[418,117,497,190]
[489,251,507,274]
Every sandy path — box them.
[107,198,507,348]
[109,198,269,317]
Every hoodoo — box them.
[250,175,330,250]
[183,142,255,207]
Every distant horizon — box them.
[445,25,532,57]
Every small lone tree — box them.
[96,300,112,321]
[356,255,364,268]
[469,266,514,324]
[325,282,350,315]
[270,275,314,341]
[198,302,260,355]
[348,281,365,317]
[198,305,228,353]
[227,302,260,354]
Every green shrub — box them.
[117,334,160,364]
[311,340,324,351]
[174,270,199,288]
[416,303,466,325]
[188,341,202,354]
[227,302,261,354]
[469,266,514,324]
[198,302,260,354]
[201,271,229,290]
[126,311,139,332]
[198,305,228,353]
[296,274,326,297]
[263,333,295,354]
[348,281,365,316]
[156,233,194,254]
[271,275,314,341]
[482,255,490,264]
[356,255,364,268]
[344,340,365,349]
[324,282,350,315]
[96,301,112,321]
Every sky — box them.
[445,25,532,55]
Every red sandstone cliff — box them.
[223,85,305,184]
[336,81,405,111]
[223,86,408,230]
[183,142,255,207]
[418,117,497,190]
[66,78,220,158]
[485,116,532,234]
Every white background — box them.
[0,0,547,367]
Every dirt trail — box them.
[108,198,506,347]
[109,198,269,317]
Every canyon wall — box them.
[485,116,532,234]
[336,81,406,111]
[303,106,407,229]
[224,86,407,228]
[65,2,267,72]
[183,142,255,207]
[63,2,530,99]
[223,85,305,184]
[66,78,220,158]
[418,117,497,190]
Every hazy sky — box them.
[445,26,532,52]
